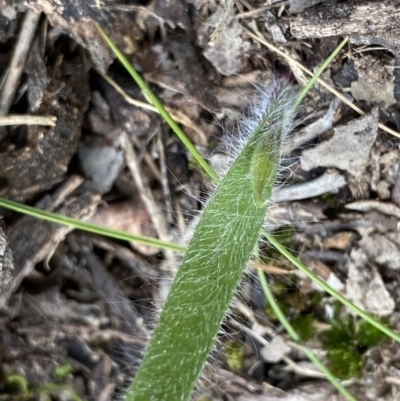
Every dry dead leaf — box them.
[360,233,400,271]
[200,4,250,75]
[324,232,354,251]
[351,54,397,109]
[90,200,158,256]
[346,247,395,317]
[301,108,378,176]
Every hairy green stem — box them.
[126,82,296,401]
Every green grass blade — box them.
[301,345,357,401]
[264,231,400,344]
[0,197,184,253]
[96,25,219,183]
[257,268,299,341]
[257,268,358,401]
[294,37,348,107]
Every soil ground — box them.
[1,1,400,400]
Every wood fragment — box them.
[301,108,378,177]
[0,115,56,126]
[271,171,346,203]
[246,29,400,139]
[121,132,176,267]
[346,200,400,219]
[290,0,400,56]
[0,11,41,116]
[283,97,341,154]
[0,222,14,301]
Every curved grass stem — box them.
[257,268,357,401]
[263,231,400,344]
[96,25,219,183]
[0,197,184,252]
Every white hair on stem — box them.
[119,77,299,401]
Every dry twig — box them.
[0,11,41,116]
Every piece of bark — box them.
[26,24,49,112]
[26,1,151,71]
[391,164,400,206]
[89,234,159,281]
[0,6,21,42]
[292,0,400,104]
[304,249,348,267]
[26,0,112,71]
[223,370,349,401]
[360,233,400,271]
[291,0,400,58]
[346,247,395,317]
[266,200,327,229]
[271,170,346,202]
[0,176,101,308]
[305,210,399,236]
[0,10,40,117]
[282,97,341,154]
[350,54,397,108]
[346,200,400,219]
[289,0,322,14]
[149,0,190,31]
[0,50,90,200]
